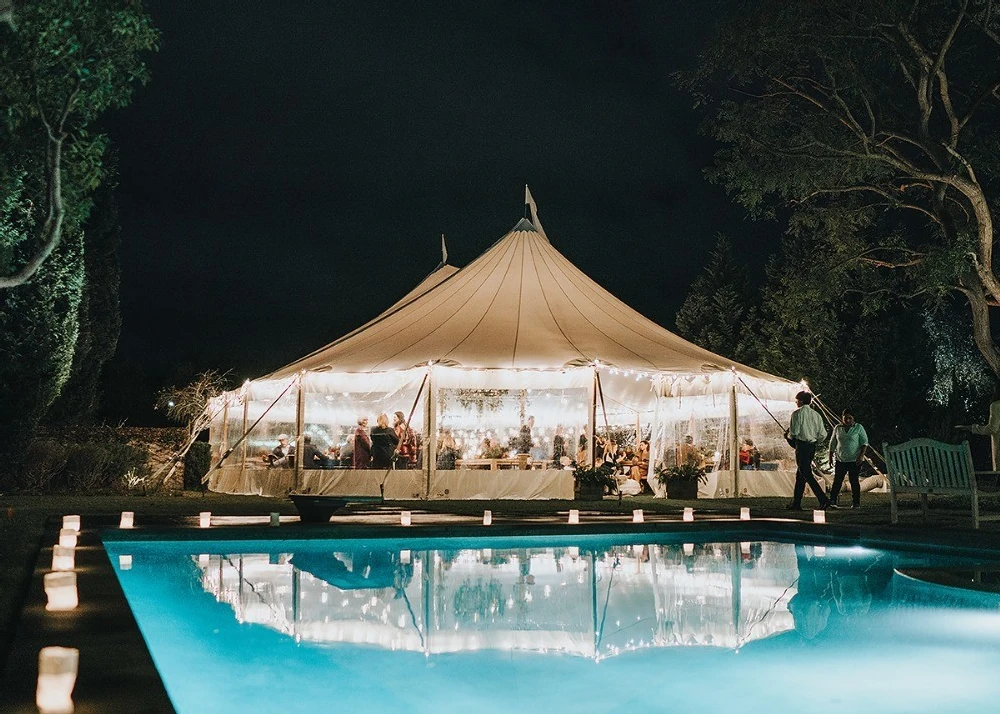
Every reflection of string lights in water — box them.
[192,543,802,659]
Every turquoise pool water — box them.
[103,534,1000,714]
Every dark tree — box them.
[0,0,157,288]
[682,0,1000,378]
[46,179,122,423]
[0,1,157,482]
[675,234,757,363]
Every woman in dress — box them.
[370,412,400,469]
[352,416,372,469]
[393,411,416,468]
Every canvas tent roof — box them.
[383,262,459,314]
[268,216,791,385]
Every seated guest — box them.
[370,413,399,468]
[271,433,295,468]
[479,438,505,459]
[679,435,703,468]
[739,438,761,470]
[632,440,650,488]
[340,435,354,467]
[437,429,458,469]
[301,434,332,469]
[603,440,621,469]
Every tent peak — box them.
[511,217,537,233]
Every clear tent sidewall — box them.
[207,366,801,500]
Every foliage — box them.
[599,425,638,449]
[925,304,995,409]
[680,0,1000,379]
[0,1,157,485]
[46,178,123,423]
[14,435,148,494]
[752,227,943,443]
[675,234,757,363]
[655,462,707,486]
[0,226,83,485]
[63,442,111,491]
[573,462,616,488]
[0,0,158,286]
[450,389,510,414]
[17,438,68,493]
[183,441,212,491]
[152,370,230,491]
[156,370,230,437]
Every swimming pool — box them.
[103,534,1000,714]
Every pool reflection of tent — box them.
[207,191,800,501]
[200,543,801,657]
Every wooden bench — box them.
[883,438,979,529]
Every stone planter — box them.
[575,482,607,500]
[665,479,699,500]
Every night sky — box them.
[102,1,774,409]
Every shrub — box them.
[183,441,212,491]
[18,439,68,493]
[64,443,112,492]
[105,440,150,493]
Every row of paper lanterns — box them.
[395,506,827,526]
[38,515,82,714]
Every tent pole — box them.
[731,542,742,644]
[218,398,229,468]
[294,373,305,492]
[587,367,597,466]
[648,390,661,494]
[590,549,598,660]
[238,389,249,484]
[730,375,739,498]
[424,365,436,500]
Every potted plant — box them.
[655,462,706,500]
[573,462,616,500]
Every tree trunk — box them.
[0,132,65,288]
[961,273,1000,378]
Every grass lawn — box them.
[3,488,999,671]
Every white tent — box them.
[267,216,782,378]
[208,194,804,501]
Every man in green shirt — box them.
[827,409,869,509]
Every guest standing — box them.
[353,416,372,469]
[958,398,1000,470]
[370,413,399,469]
[784,391,830,510]
[827,409,868,509]
[552,425,566,463]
